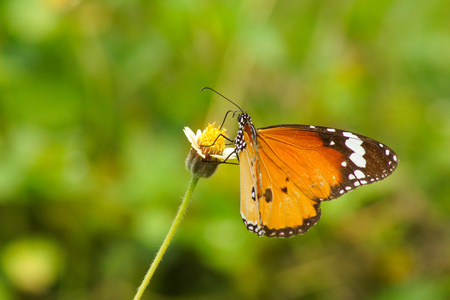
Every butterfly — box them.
[203,88,399,238]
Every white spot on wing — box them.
[327,128,336,132]
[350,153,366,168]
[354,170,365,179]
[343,132,358,139]
[345,135,366,168]
[345,138,365,155]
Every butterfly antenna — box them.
[201,87,244,114]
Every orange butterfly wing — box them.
[239,124,261,234]
[239,122,398,238]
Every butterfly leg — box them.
[218,109,239,131]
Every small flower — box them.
[184,123,236,178]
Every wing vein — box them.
[258,134,331,199]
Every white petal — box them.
[222,147,237,157]
[190,142,205,158]
[211,147,237,161]
[184,127,205,158]
[183,127,197,145]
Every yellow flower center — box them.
[197,123,228,156]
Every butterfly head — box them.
[235,112,257,153]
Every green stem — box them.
[133,175,200,300]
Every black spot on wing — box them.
[251,186,256,201]
[264,188,273,203]
[281,187,288,193]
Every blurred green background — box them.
[0,0,449,299]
